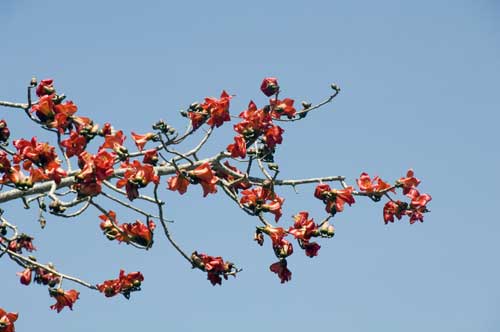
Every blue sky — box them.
[1,0,499,331]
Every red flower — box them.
[303,242,321,257]
[17,268,32,286]
[407,189,432,209]
[101,130,127,154]
[61,131,87,158]
[34,267,60,287]
[99,211,155,247]
[131,132,155,151]
[383,201,404,224]
[288,211,318,241]
[116,160,159,201]
[260,77,279,97]
[357,172,393,193]
[188,111,208,130]
[13,137,59,169]
[191,251,235,286]
[314,184,355,214]
[8,234,36,253]
[227,135,247,159]
[0,308,18,332]
[203,90,232,128]
[240,186,284,221]
[49,288,79,313]
[0,151,11,173]
[97,270,144,298]
[270,98,296,119]
[314,183,331,199]
[167,172,190,195]
[121,220,156,247]
[263,125,284,149]
[261,225,287,245]
[188,162,219,197]
[142,149,159,165]
[31,95,55,122]
[397,169,420,195]
[36,79,55,97]
[331,187,355,212]
[269,260,291,284]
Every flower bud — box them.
[0,120,10,142]
[260,77,279,97]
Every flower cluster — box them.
[97,270,144,299]
[167,162,219,197]
[186,91,232,130]
[191,251,237,286]
[74,150,115,196]
[226,78,296,160]
[314,184,355,215]
[240,186,284,221]
[255,211,335,283]
[382,170,432,224]
[0,136,66,189]
[99,211,155,248]
[6,234,36,253]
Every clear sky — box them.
[1,0,499,331]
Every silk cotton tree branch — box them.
[0,77,432,323]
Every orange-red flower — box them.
[99,211,155,248]
[260,77,279,97]
[131,132,155,151]
[142,149,159,165]
[357,172,393,193]
[203,90,232,128]
[227,135,247,159]
[0,308,18,332]
[116,160,159,201]
[188,162,219,197]
[314,184,355,214]
[188,111,208,130]
[167,172,190,194]
[191,251,235,286]
[49,288,79,313]
[263,125,284,149]
[75,150,115,196]
[97,270,144,298]
[101,130,127,154]
[397,169,420,194]
[288,211,318,241]
[269,260,291,284]
[270,98,296,119]
[240,186,284,221]
[61,131,87,158]
[17,268,32,286]
[31,95,55,122]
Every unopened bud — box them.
[330,83,340,92]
